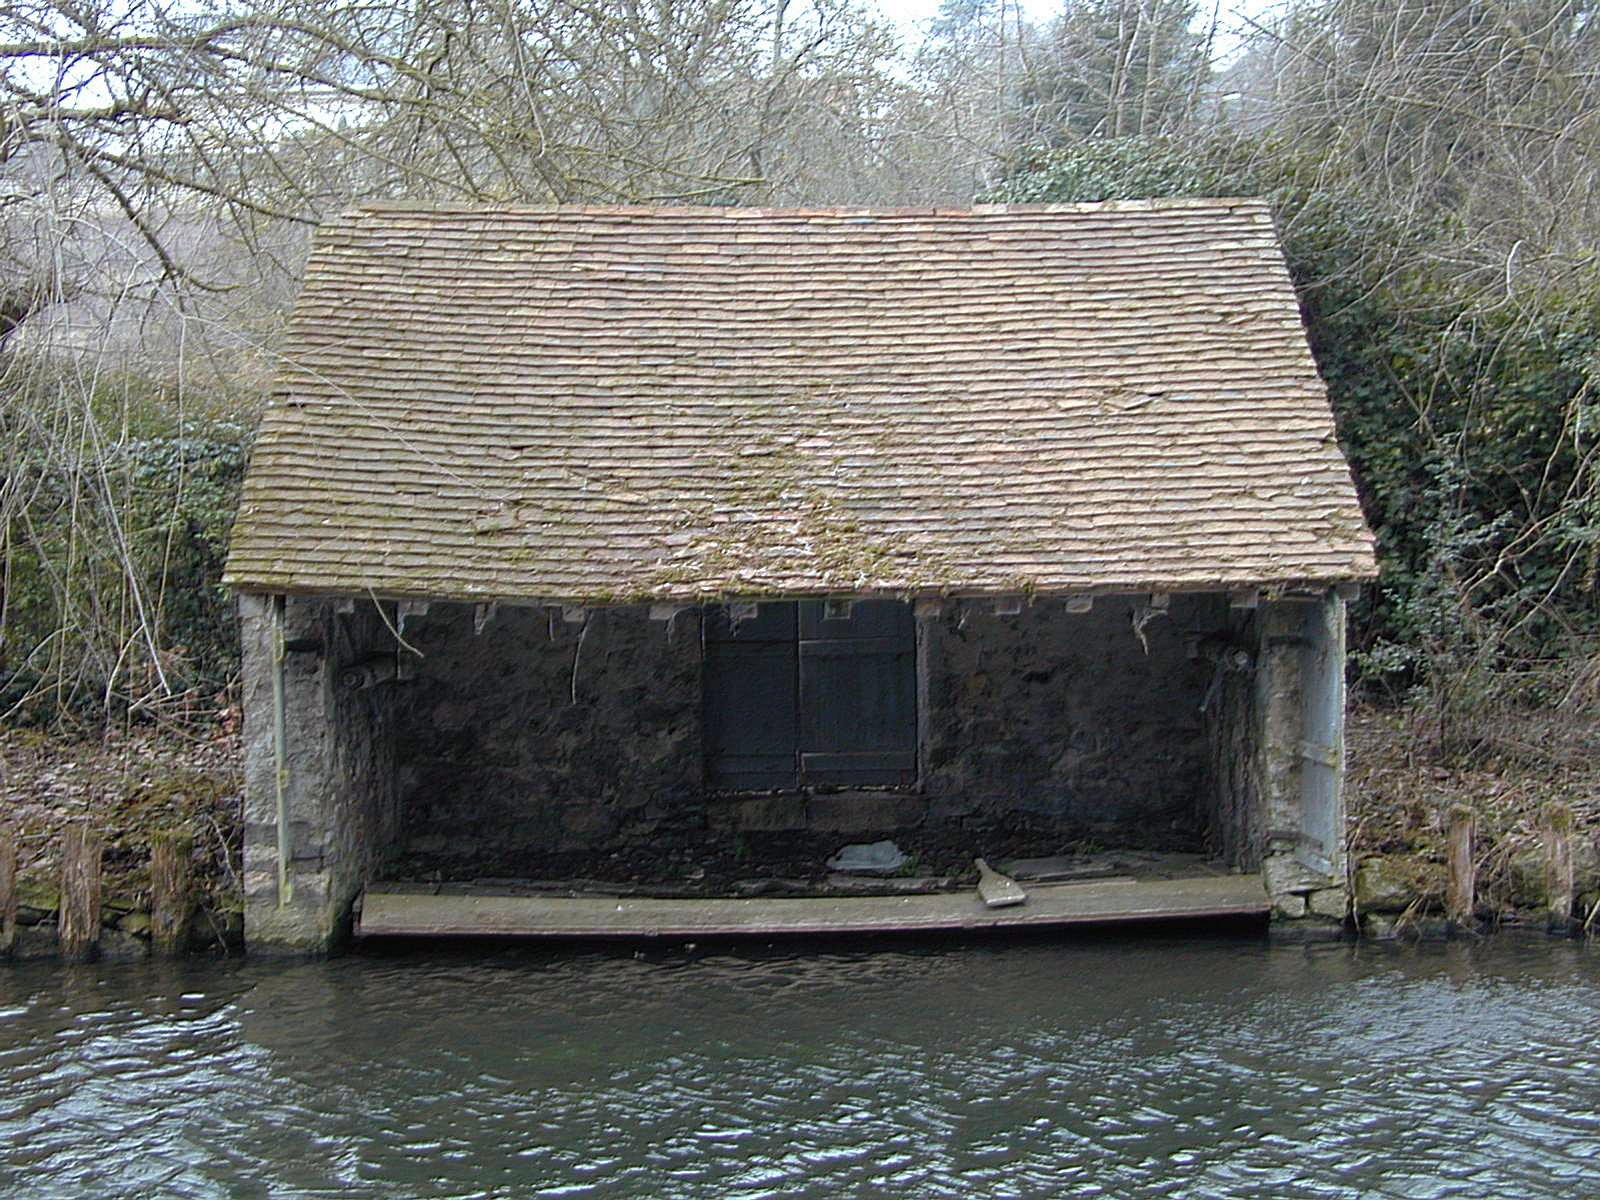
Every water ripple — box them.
[0,939,1596,1197]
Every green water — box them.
[1,935,1596,1198]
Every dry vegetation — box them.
[1347,704,1600,920]
[0,718,242,916]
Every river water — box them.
[1,934,1596,1198]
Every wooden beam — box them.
[1542,803,1574,931]
[0,827,16,959]
[397,599,429,634]
[59,824,103,962]
[473,600,498,635]
[1446,806,1475,929]
[150,831,194,958]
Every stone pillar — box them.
[240,593,398,955]
[1257,594,1349,931]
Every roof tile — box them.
[224,201,1378,601]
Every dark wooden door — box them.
[703,603,799,790]
[703,600,917,790]
[798,600,917,786]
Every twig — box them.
[570,613,592,707]
[366,589,423,658]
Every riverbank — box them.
[1,706,1597,958]
[1346,706,1600,936]
[0,722,244,958]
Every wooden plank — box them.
[357,875,1269,940]
[996,855,1128,883]
[59,824,103,963]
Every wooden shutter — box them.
[798,600,917,786]
[703,603,799,790]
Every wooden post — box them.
[150,831,195,957]
[1541,803,1575,931]
[0,827,17,958]
[1446,805,1475,929]
[58,824,103,962]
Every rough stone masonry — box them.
[238,590,1345,952]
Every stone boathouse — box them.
[223,201,1378,953]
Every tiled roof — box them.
[224,201,1378,602]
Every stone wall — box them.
[393,604,703,867]
[918,594,1223,844]
[240,595,400,953]
[392,594,1229,871]
[1200,609,1264,870]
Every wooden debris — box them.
[996,855,1125,883]
[59,824,104,962]
[150,831,195,958]
[975,858,1027,909]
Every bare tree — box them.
[1228,0,1600,298]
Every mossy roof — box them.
[223,201,1378,603]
